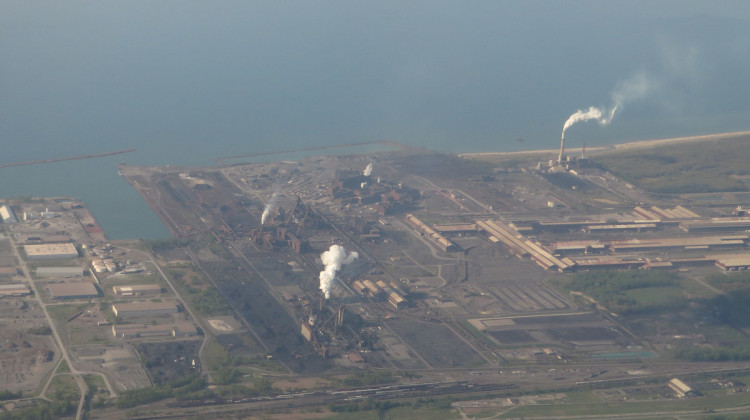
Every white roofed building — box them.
[24,243,78,260]
[113,284,161,297]
[112,301,178,318]
[0,284,31,297]
[0,205,17,224]
[37,267,84,277]
[48,282,100,300]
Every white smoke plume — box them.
[319,244,358,299]
[606,71,654,123]
[363,163,373,177]
[260,190,282,225]
[561,106,603,139]
[561,71,656,140]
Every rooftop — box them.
[24,243,78,258]
[112,301,177,312]
[47,282,99,298]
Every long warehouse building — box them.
[112,301,178,318]
[477,219,574,271]
[548,235,749,253]
[405,214,456,252]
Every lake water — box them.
[2,2,750,239]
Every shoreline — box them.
[459,129,750,159]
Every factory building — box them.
[112,322,197,338]
[173,322,199,337]
[609,235,748,252]
[643,260,674,269]
[113,284,162,297]
[351,280,367,294]
[549,235,748,254]
[512,216,679,233]
[477,219,574,271]
[714,254,750,271]
[668,378,697,398]
[549,240,606,255]
[375,280,408,309]
[583,223,657,233]
[0,267,18,277]
[20,235,71,244]
[570,254,750,271]
[0,284,32,297]
[24,243,78,260]
[570,257,645,269]
[388,292,406,309]
[405,214,456,252]
[112,301,178,318]
[532,220,609,232]
[668,257,715,267]
[300,322,315,343]
[433,223,477,235]
[36,267,84,278]
[375,280,394,294]
[634,205,700,220]
[387,280,407,296]
[679,218,750,233]
[362,279,383,298]
[0,256,16,268]
[0,205,17,224]
[47,282,100,300]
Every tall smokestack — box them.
[319,245,358,299]
[559,106,603,164]
[558,133,566,165]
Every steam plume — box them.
[319,244,358,299]
[561,71,655,140]
[606,71,653,123]
[261,190,282,225]
[561,106,603,139]
[363,163,373,177]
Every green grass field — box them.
[465,134,750,195]
[323,406,460,420]
[592,135,750,194]
[498,391,750,419]
[45,374,79,400]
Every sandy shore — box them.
[459,129,750,158]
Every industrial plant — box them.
[5,134,750,418]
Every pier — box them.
[0,149,136,169]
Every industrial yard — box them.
[4,134,750,418]
[113,136,750,415]
[0,198,203,418]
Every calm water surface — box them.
[2,1,749,239]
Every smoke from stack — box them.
[559,71,656,163]
[363,163,373,177]
[606,70,653,124]
[561,106,604,141]
[261,190,282,225]
[319,244,358,299]
[561,71,655,141]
